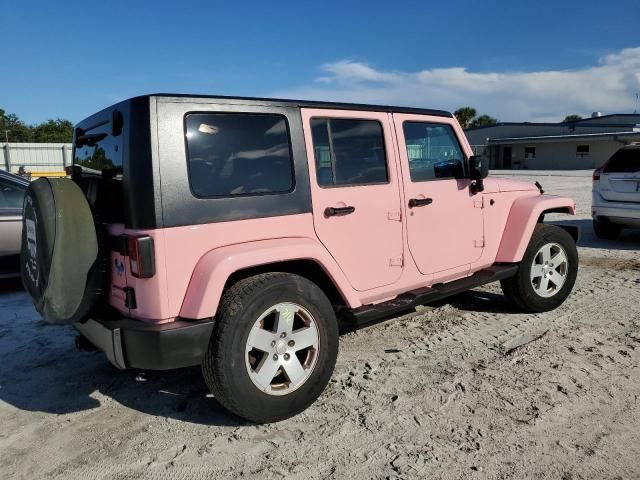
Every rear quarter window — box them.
[184,113,295,197]
[603,149,640,173]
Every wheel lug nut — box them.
[288,340,295,347]
[270,340,276,347]
[284,353,290,361]
[273,354,278,361]
[280,332,287,338]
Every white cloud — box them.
[273,47,640,122]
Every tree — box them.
[454,107,477,129]
[563,114,583,123]
[0,107,74,143]
[469,114,498,128]
[2,112,32,142]
[455,106,499,129]
[32,119,74,143]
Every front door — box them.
[301,109,404,292]
[393,114,484,278]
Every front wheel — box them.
[501,224,578,313]
[202,272,339,423]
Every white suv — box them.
[592,145,640,239]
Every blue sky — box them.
[3,0,640,124]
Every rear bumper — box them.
[592,192,640,222]
[74,317,214,370]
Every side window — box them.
[311,118,388,187]
[0,178,26,209]
[185,113,294,197]
[403,122,466,182]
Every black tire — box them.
[593,218,622,240]
[500,224,578,313]
[202,272,339,423]
[20,178,106,324]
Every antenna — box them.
[635,92,639,114]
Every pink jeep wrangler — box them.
[21,95,578,423]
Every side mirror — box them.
[469,155,489,180]
[469,156,489,194]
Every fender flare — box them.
[179,237,360,319]
[495,195,576,263]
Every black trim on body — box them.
[149,93,453,118]
[74,317,215,370]
[73,94,454,229]
[74,97,158,229]
[343,264,519,329]
[156,101,312,227]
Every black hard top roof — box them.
[146,93,453,118]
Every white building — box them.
[465,114,640,170]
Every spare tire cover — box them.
[21,178,103,324]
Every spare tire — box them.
[21,178,105,324]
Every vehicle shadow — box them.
[551,218,640,251]
[0,287,248,426]
[436,290,517,314]
[0,342,248,427]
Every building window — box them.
[576,144,590,158]
[524,147,536,160]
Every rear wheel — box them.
[501,224,578,313]
[593,218,622,240]
[202,272,339,423]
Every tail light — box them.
[127,235,156,278]
[593,168,602,181]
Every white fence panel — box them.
[1,143,72,175]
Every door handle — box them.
[325,206,356,217]
[408,198,433,208]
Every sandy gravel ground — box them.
[1,172,639,479]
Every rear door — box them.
[600,148,640,203]
[301,109,404,292]
[73,117,130,315]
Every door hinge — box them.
[387,210,402,221]
[474,238,485,248]
[389,256,403,267]
[473,198,484,208]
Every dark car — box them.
[0,170,29,278]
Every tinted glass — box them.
[603,148,640,173]
[311,118,388,187]
[74,128,123,176]
[185,114,294,197]
[403,122,465,181]
[0,177,26,209]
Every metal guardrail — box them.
[1,143,71,176]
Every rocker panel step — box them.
[345,264,519,328]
